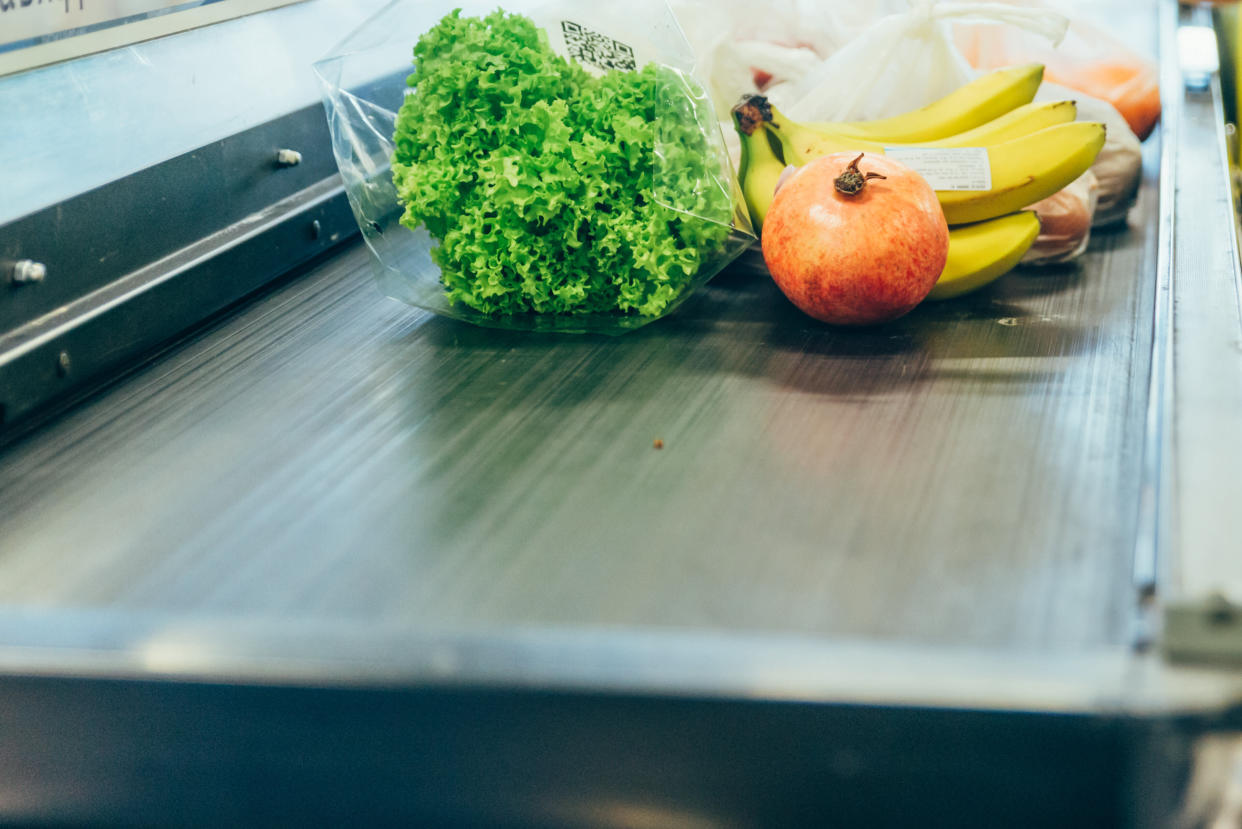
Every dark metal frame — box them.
[0,72,406,438]
[0,671,1198,828]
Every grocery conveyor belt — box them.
[0,190,1157,647]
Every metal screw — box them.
[11,260,46,284]
[311,219,322,240]
[56,351,71,377]
[275,148,302,167]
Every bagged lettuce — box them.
[316,1,753,333]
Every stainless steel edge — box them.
[1132,0,1183,661]
[1,608,1242,718]
[1134,0,1180,604]
[1161,3,1242,664]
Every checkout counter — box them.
[1,0,1241,825]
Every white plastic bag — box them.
[1021,171,1098,265]
[955,0,1161,140]
[1035,82,1142,227]
[668,0,883,117]
[769,0,1069,123]
[314,0,753,333]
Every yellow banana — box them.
[924,100,1077,148]
[935,123,1105,225]
[768,100,1081,162]
[733,97,787,233]
[766,118,1105,226]
[928,212,1041,300]
[810,63,1045,143]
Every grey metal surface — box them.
[0,100,344,337]
[0,176,357,433]
[1168,54,1242,599]
[0,153,1159,651]
[0,0,387,225]
[0,89,407,431]
[0,201,1208,821]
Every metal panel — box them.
[0,672,1184,829]
[0,71,407,432]
[0,101,342,335]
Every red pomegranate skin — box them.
[761,152,949,326]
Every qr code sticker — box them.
[561,20,636,72]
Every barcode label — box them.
[560,20,636,73]
[883,147,992,192]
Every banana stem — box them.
[732,95,773,136]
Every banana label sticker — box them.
[882,147,992,192]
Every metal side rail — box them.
[1159,4,1242,666]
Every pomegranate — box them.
[762,152,949,326]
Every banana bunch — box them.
[735,64,1105,299]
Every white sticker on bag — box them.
[533,15,642,76]
[882,147,992,192]
[528,2,693,79]
[557,20,638,72]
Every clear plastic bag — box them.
[1036,81,1143,227]
[766,0,1068,122]
[955,2,1161,140]
[313,0,754,335]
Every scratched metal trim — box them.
[1132,0,1182,646]
[1159,5,1242,665]
[1,607,1242,718]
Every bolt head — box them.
[12,260,46,284]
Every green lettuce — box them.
[391,9,733,318]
